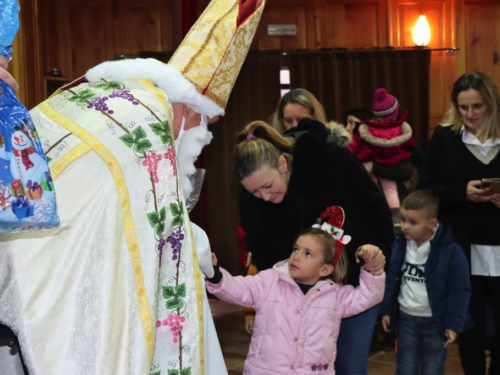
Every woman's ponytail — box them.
[232,121,294,182]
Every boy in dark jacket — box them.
[380,190,471,374]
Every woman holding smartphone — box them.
[418,71,500,375]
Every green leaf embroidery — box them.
[164,284,186,309]
[94,81,122,91]
[163,286,176,299]
[119,126,152,153]
[150,371,161,375]
[180,369,191,375]
[166,297,184,310]
[170,203,181,217]
[159,207,166,221]
[132,126,147,140]
[167,370,179,375]
[148,207,166,234]
[147,212,160,228]
[149,121,173,144]
[172,216,184,228]
[68,89,95,104]
[135,139,153,153]
[176,283,186,298]
[155,223,165,237]
[46,156,52,163]
[119,133,136,148]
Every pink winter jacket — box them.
[206,261,385,375]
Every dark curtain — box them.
[287,49,431,152]
[182,0,199,36]
[206,50,282,274]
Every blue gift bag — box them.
[0,0,60,231]
[0,81,60,231]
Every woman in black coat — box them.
[418,72,500,375]
[233,118,394,374]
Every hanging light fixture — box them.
[413,14,431,47]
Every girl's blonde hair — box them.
[296,228,348,285]
[270,88,327,133]
[232,120,295,182]
[442,71,500,142]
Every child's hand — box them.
[381,315,391,333]
[245,319,254,335]
[357,245,385,275]
[443,329,458,348]
[211,252,218,266]
[357,244,380,262]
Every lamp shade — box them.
[413,15,431,46]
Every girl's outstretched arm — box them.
[205,258,275,309]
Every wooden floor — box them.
[209,298,485,375]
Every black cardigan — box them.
[239,119,394,286]
[418,125,500,261]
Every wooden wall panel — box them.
[13,0,44,108]
[253,0,316,50]
[68,4,115,78]
[318,0,388,48]
[391,0,455,135]
[33,0,173,98]
[463,1,500,83]
[113,1,172,55]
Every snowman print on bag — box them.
[10,125,48,186]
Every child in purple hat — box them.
[348,88,415,209]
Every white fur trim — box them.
[359,122,412,148]
[85,58,225,118]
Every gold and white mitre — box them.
[168,0,266,115]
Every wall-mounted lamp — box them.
[412,15,431,47]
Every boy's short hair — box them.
[401,190,439,219]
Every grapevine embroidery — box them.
[66,80,192,375]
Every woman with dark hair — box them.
[345,107,373,135]
[419,71,500,375]
[233,118,394,374]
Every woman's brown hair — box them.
[270,88,327,133]
[442,71,500,142]
[232,120,295,182]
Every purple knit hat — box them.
[372,88,400,121]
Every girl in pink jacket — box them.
[206,207,385,375]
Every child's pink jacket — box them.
[347,111,415,167]
[206,261,385,375]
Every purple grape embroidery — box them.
[109,89,139,105]
[167,230,184,261]
[87,96,114,114]
[158,237,166,265]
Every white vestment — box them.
[0,77,226,375]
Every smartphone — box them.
[481,178,500,194]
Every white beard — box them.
[175,116,213,199]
